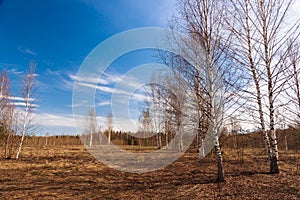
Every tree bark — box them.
[215,138,224,182]
[260,0,279,173]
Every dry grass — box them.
[0,145,299,199]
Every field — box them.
[0,144,299,199]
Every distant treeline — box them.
[220,128,300,151]
[20,128,300,151]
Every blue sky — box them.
[0,0,177,135]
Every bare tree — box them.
[16,63,38,159]
[286,41,300,125]
[138,108,152,146]
[0,69,10,155]
[150,82,163,149]
[227,0,300,173]
[107,112,113,145]
[86,108,97,147]
[0,69,17,159]
[149,72,189,152]
[164,0,244,182]
[3,104,17,159]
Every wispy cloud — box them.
[29,73,39,77]
[96,101,111,107]
[1,95,38,108]
[46,69,60,76]
[17,46,37,56]
[67,71,143,91]
[9,102,39,108]
[7,68,23,75]
[37,113,76,128]
[101,72,123,83]
[67,100,89,108]
[69,73,109,85]
[78,82,116,93]
[33,111,140,134]
[2,95,35,102]
[77,82,148,102]
[67,100,110,108]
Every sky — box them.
[1,0,300,136]
[0,0,177,135]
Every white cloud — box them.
[78,82,149,102]
[67,100,89,108]
[67,100,111,108]
[37,113,76,128]
[96,101,110,107]
[28,73,39,77]
[17,46,37,56]
[46,69,60,76]
[69,73,109,85]
[113,118,139,132]
[29,111,141,135]
[2,95,35,102]
[7,68,23,75]
[36,112,99,129]
[78,82,115,93]
[9,102,39,108]
[1,95,38,108]
[101,72,123,83]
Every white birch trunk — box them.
[89,132,93,147]
[179,132,183,152]
[261,2,279,173]
[214,135,224,182]
[156,132,162,149]
[16,63,36,159]
[243,0,273,162]
[16,104,29,159]
[165,130,168,149]
[199,138,205,158]
[108,130,111,145]
[208,49,225,182]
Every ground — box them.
[0,145,299,199]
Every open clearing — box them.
[0,145,299,199]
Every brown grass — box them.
[0,145,299,199]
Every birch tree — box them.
[16,63,38,159]
[106,112,113,145]
[149,73,188,151]
[138,108,152,146]
[286,41,300,125]
[227,0,300,173]
[150,82,163,149]
[87,108,97,147]
[164,80,182,151]
[0,70,10,155]
[149,73,184,150]
[166,0,244,182]
[0,69,17,159]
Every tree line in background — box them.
[9,126,300,155]
[0,62,37,159]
